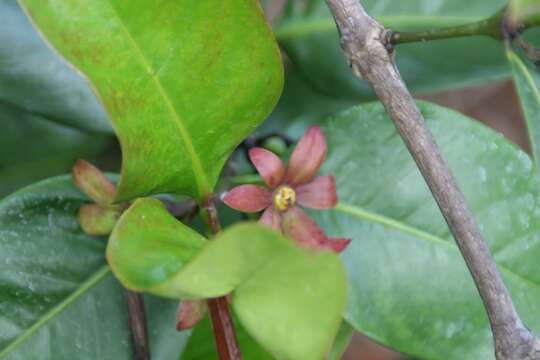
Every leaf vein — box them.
[0,266,110,358]
[106,3,210,197]
[335,202,540,293]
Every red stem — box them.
[124,290,150,360]
[201,197,242,360]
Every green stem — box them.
[523,13,540,29]
[391,7,540,45]
[392,8,504,44]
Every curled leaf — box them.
[107,199,347,360]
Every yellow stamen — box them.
[273,185,296,212]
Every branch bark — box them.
[200,197,242,360]
[324,0,540,359]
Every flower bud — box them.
[72,159,116,206]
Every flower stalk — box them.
[199,196,242,360]
[124,290,150,360]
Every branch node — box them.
[382,30,395,53]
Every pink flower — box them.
[223,126,350,253]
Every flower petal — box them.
[249,147,285,188]
[318,238,351,253]
[259,206,282,231]
[176,300,207,330]
[286,126,327,186]
[223,185,271,212]
[296,175,337,209]
[281,206,326,250]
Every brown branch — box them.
[124,290,150,360]
[200,197,242,360]
[324,0,540,359]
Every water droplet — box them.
[478,167,487,183]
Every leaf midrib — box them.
[106,3,210,197]
[0,265,110,358]
[335,202,540,293]
[275,15,486,40]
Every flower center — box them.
[273,185,296,212]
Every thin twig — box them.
[502,11,540,70]
[391,6,540,45]
[516,37,540,68]
[391,9,503,44]
[124,290,150,360]
[200,197,242,360]
[324,0,540,359]
[523,12,540,30]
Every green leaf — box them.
[107,198,207,294]
[275,0,509,99]
[0,0,112,133]
[182,316,352,360]
[19,0,284,201]
[107,200,347,360]
[0,176,190,359]
[508,50,540,169]
[310,101,540,359]
[231,228,345,360]
[0,101,110,197]
[181,315,274,360]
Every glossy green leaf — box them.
[231,228,346,360]
[107,198,207,294]
[181,315,352,360]
[107,200,347,360]
[0,176,190,359]
[309,101,540,359]
[275,0,509,99]
[508,50,540,169]
[181,315,274,360]
[19,0,284,201]
[0,0,112,133]
[0,101,110,197]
